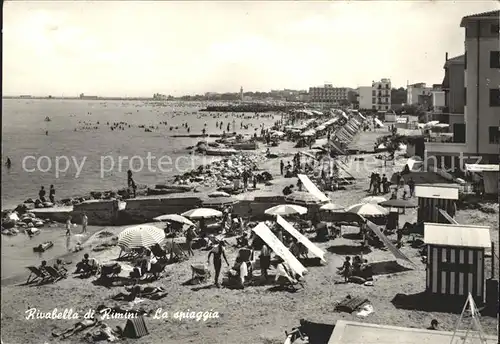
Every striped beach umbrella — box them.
[117,225,165,249]
[284,191,326,206]
[264,204,308,216]
[346,203,389,217]
[153,214,194,226]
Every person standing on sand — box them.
[81,212,88,234]
[65,216,72,236]
[280,160,284,175]
[207,241,229,287]
[49,185,56,203]
[127,170,134,188]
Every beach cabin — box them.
[424,223,491,303]
[465,164,500,195]
[415,185,459,223]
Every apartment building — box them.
[356,79,392,110]
[426,10,500,165]
[372,79,392,111]
[407,83,433,105]
[308,84,349,103]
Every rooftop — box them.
[444,54,465,68]
[414,184,459,200]
[328,320,498,344]
[460,10,500,26]
[424,223,491,248]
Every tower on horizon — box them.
[240,86,243,101]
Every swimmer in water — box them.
[46,131,48,135]
[5,158,11,168]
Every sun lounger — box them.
[26,266,51,284]
[44,266,67,282]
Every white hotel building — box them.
[426,10,500,165]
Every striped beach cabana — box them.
[415,185,459,223]
[424,223,491,303]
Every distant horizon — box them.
[2,83,412,99]
[4,1,497,95]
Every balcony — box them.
[425,141,468,154]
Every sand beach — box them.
[1,118,498,344]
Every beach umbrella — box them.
[285,191,326,206]
[379,199,418,209]
[201,196,239,207]
[182,208,223,219]
[361,196,387,204]
[265,204,308,216]
[118,225,165,250]
[271,131,285,137]
[153,214,194,226]
[320,203,345,212]
[346,203,389,217]
[208,191,230,197]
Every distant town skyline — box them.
[3,1,498,97]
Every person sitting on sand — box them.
[282,184,294,196]
[53,305,106,339]
[53,259,68,275]
[112,285,141,302]
[235,233,249,248]
[38,260,48,274]
[74,254,90,273]
[427,319,439,330]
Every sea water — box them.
[1,99,279,280]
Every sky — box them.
[3,1,499,97]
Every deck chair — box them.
[190,264,211,284]
[143,261,168,280]
[122,315,149,339]
[44,266,67,282]
[26,266,51,284]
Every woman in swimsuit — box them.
[207,241,229,287]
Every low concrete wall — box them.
[122,196,202,223]
[73,200,120,225]
[29,206,73,223]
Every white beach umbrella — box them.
[361,196,387,204]
[153,214,194,226]
[346,203,389,217]
[182,208,223,219]
[264,204,308,216]
[118,225,165,249]
[320,203,345,212]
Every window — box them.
[490,89,500,107]
[371,90,376,96]
[489,127,500,144]
[490,51,500,68]
[464,51,467,70]
[491,24,500,34]
[385,106,389,110]
[464,88,466,106]
[372,97,376,104]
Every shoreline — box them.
[1,126,499,344]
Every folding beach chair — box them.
[26,266,50,284]
[44,266,67,282]
[122,316,149,339]
[190,264,211,284]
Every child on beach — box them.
[65,216,72,236]
[81,212,88,234]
